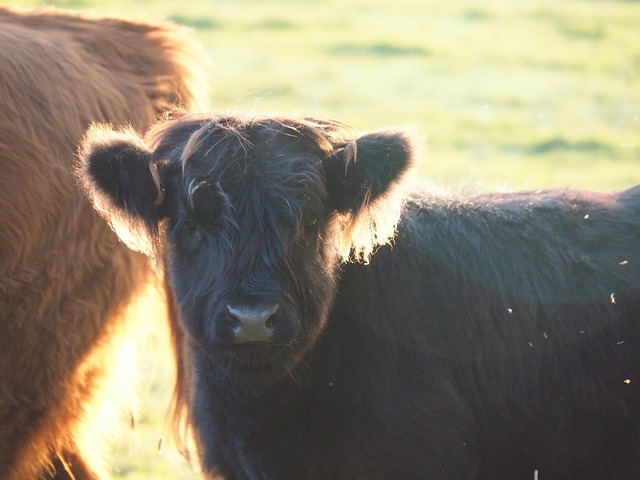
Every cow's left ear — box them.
[324,128,416,214]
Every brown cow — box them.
[0,7,207,479]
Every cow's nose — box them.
[226,304,279,344]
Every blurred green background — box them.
[5,0,640,478]
[11,0,639,193]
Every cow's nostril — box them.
[226,304,279,344]
[265,306,280,329]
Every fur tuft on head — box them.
[333,183,408,263]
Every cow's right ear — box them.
[77,124,164,255]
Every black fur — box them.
[79,114,640,480]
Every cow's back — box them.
[333,185,640,478]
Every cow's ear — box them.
[323,128,417,262]
[324,128,415,214]
[77,124,164,255]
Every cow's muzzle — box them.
[224,303,296,344]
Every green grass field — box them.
[12,0,639,193]
[5,0,640,478]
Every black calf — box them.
[78,114,640,480]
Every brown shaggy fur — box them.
[0,7,207,479]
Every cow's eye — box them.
[304,216,318,232]
[184,217,198,232]
[295,214,318,248]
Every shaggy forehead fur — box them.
[150,115,359,235]
[150,114,357,172]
